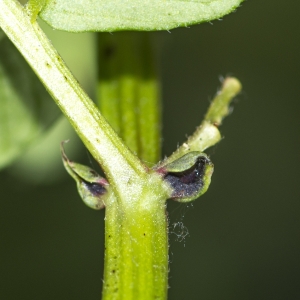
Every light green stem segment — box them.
[97,32,161,165]
[204,77,241,125]
[103,193,168,300]
[161,77,242,166]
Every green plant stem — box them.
[98,33,140,155]
[97,32,161,165]
[136,33,161,165]
[97,34,122,136]
[103,193,168,300]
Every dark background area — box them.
[1,1,300,299]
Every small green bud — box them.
[61,141,110,210]
[26,0,47,22]
[157,152,214,202]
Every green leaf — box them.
[39,0,244,32]
[0,35,60,169]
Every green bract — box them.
[157,152,214,202]
[37,0,244,32]
[61,142,110,210]
[162,151,204,172]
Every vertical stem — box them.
[102,193,168,300]
[97,32,167,299]
[136,33,161,166]
[97,34,122,136]
[118,33,139,155]
[97,32,161,165]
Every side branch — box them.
[0,0,147,200]
[160,77,242,166]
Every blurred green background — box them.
[1,1,300,299]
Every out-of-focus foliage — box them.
[0,26,95,180]
[0,35,59,169]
